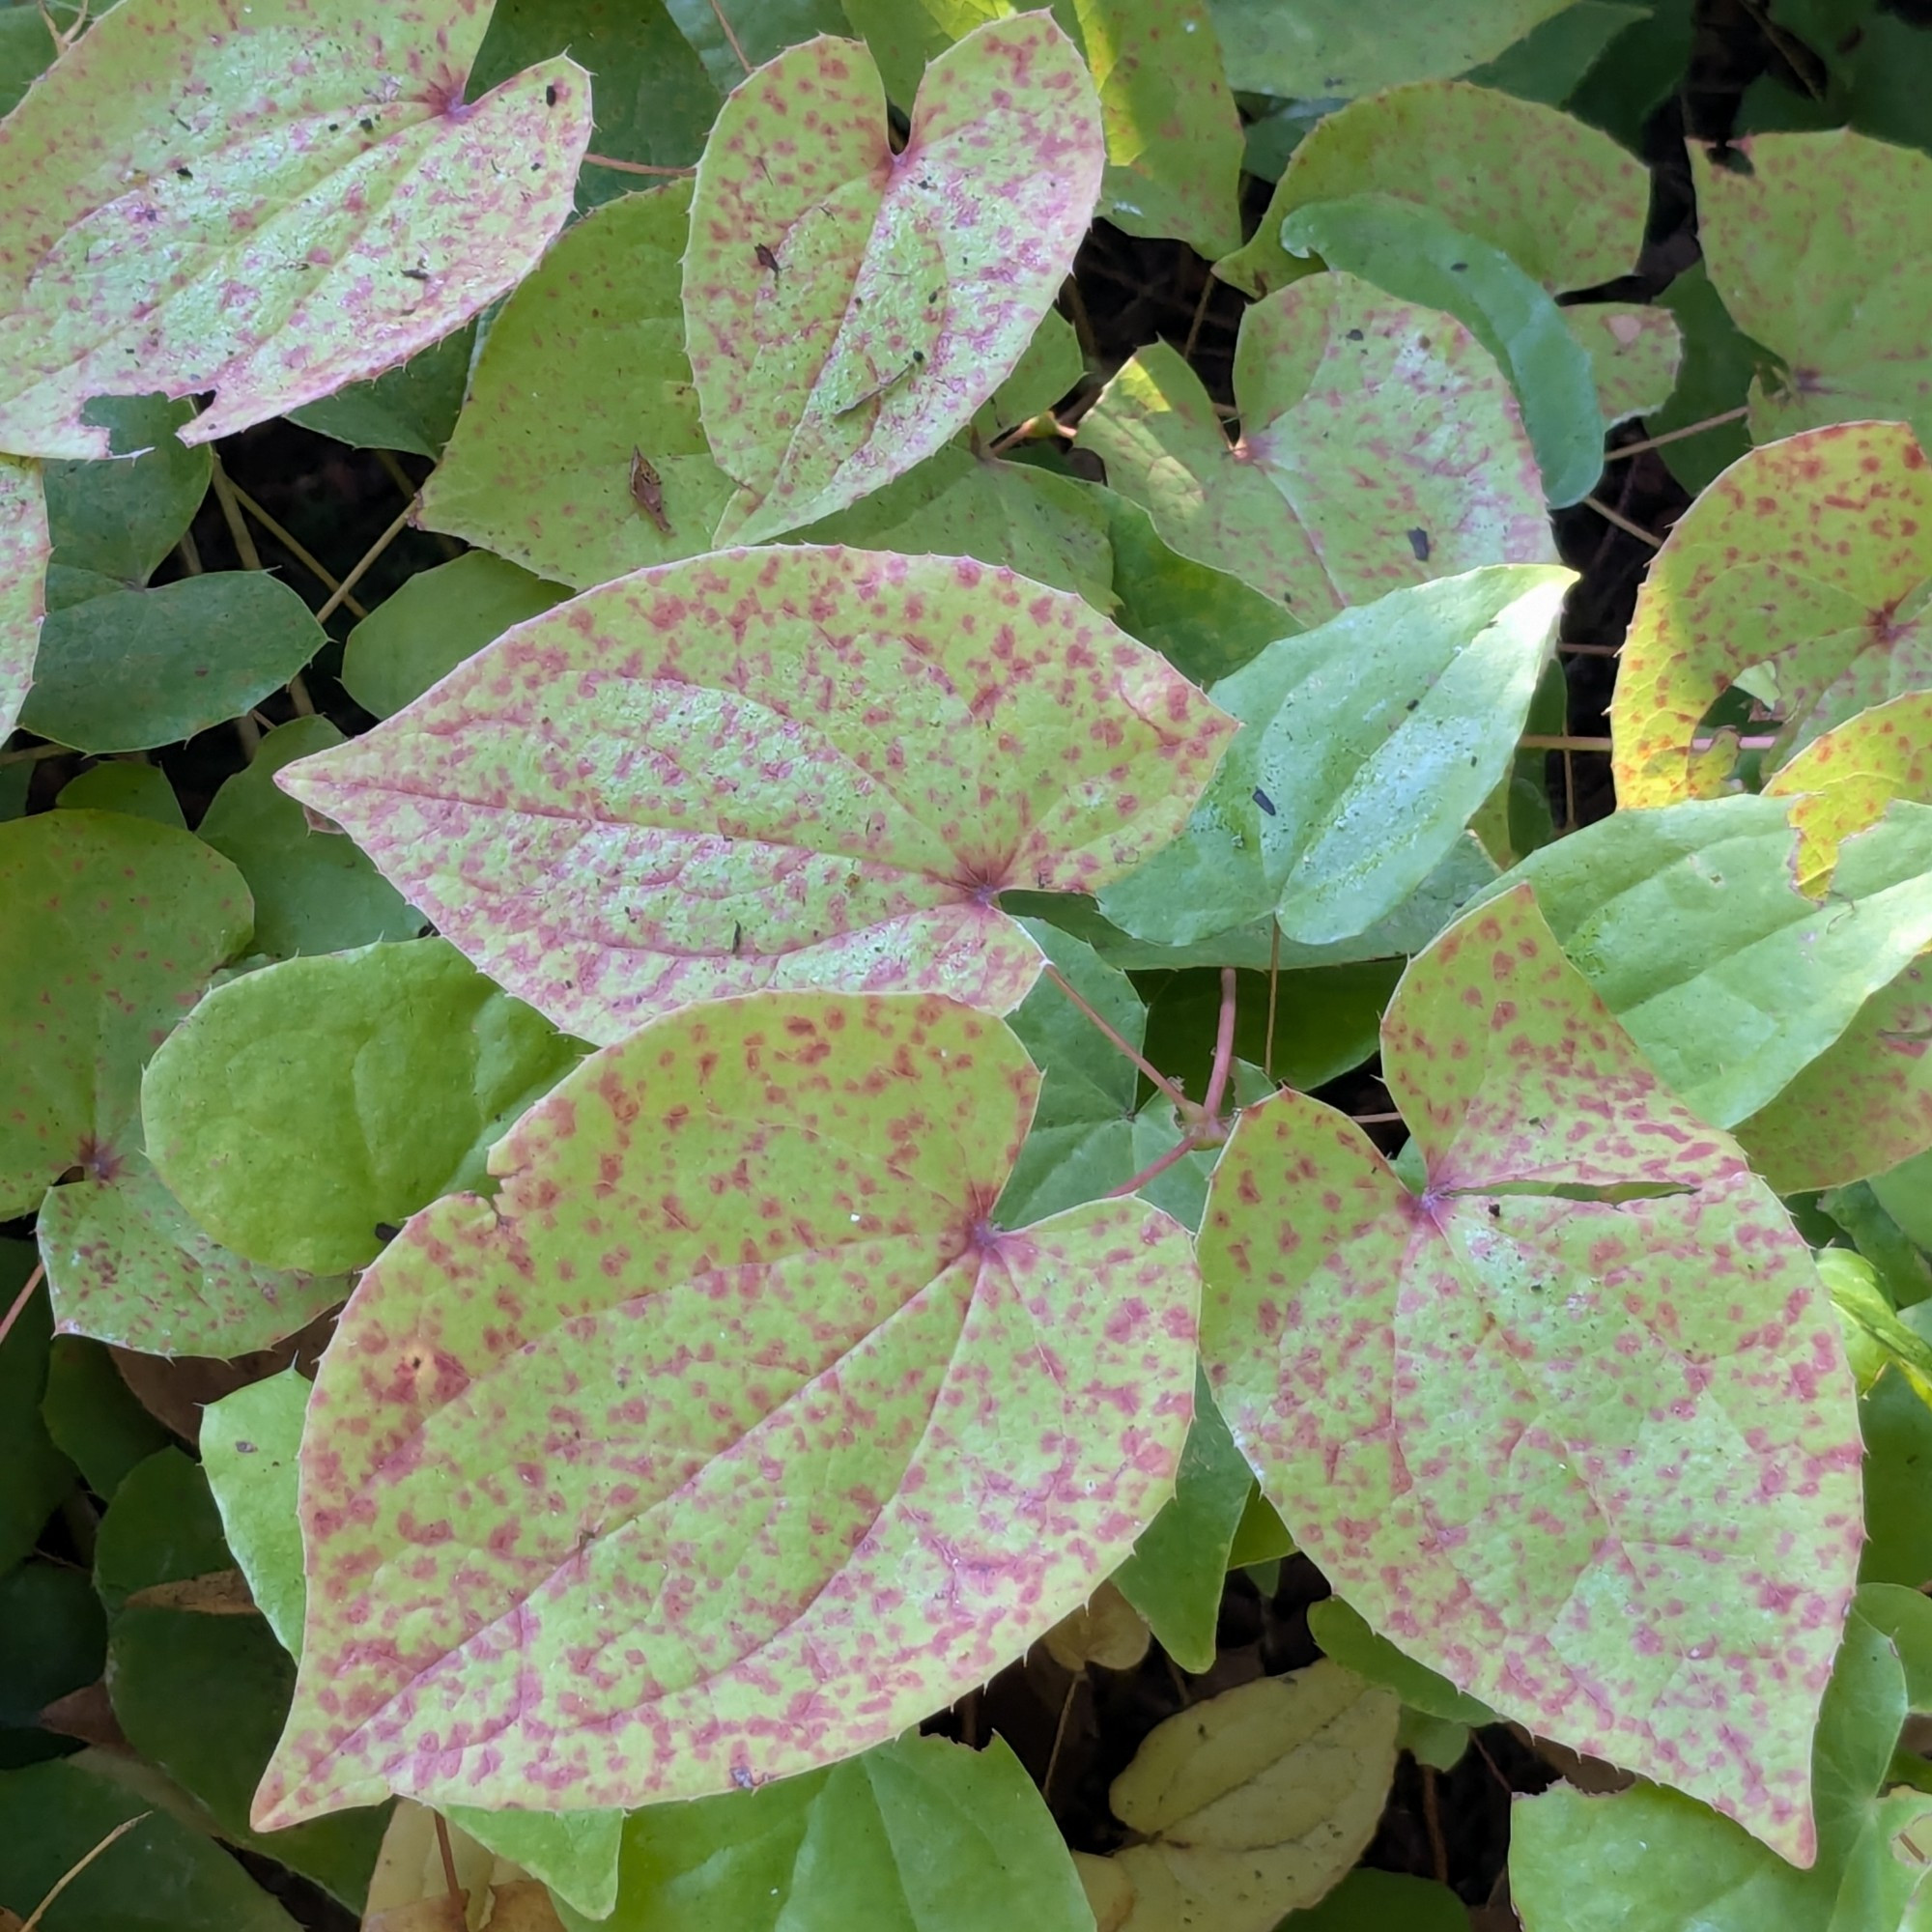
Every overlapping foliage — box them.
[3,2,1932,1929]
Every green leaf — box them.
[22,571,327,754]
[422,182,734,585]
[1100,566,1571,948]
[668,0,850,90]
[0,453,48,744]
[341,554,570,721]
[276,547,1235,1044]
[1199,884,1863,1861]
[0,0,592,458]
[1485,794,1932,1126]
[1112,1367,1255,1672]
[1874,1150,1932,1255]
[1822,1248,1932,1407]
[472,0,722,206]
[42,394,209,583]
[1693,129,1932,446]
[0,1249,75,1575]
[980,308,1085,434]
[1280,1867,1474,1931]
[1509,1585,1932,1929]
[1646,261,1765,495]
[201,1372,309,1662]
[54,761,185,828]
[1613,422,1932,806]
[686,16,1103,543]
[92,1447,230,1619]
[1205,0,1577,99]
[285,327,476,461]
[1075,276,1554,619]
[143,937,584,1275]
[0,1757,298,1932]
[38,1146,351,1357]
[445,1804,624,1924]
[0,810,250,1220]
[554,1734,1094,1932]
[1279,199,1605,505]
[1463,1,1653,107]
[196,718,423,958]
[1306,1599,1496,1728]
[0,1563,104,1762]
[41,1338,172,1500]
[255,994,1200,1822]
[1562,300,1684,427]
[1822,1179,1932,1311]
[843,0,1245,259]
[0,5,63,120]
[1861,1367,1932,1588]
[1220,79,1651,305]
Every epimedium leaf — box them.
[0,809,251,1220]
[1111,1365,1256,1673]
[422,182,736,586]
[1482,793,1932,1129]
[0,0,594,459]
[56,760,185,828]
[202,1371,311,1662]
[668,0,850,91]
[37,1146,351,1357]
[0,454,47,744]
[684,15,1104,544]
[1099,565,1573,949]
[1565,300,1685,427]
[0,1248,76,1576]
[1646,259,1765,496]
[42,394,210,584]
[197,718,424,958]
[1276,198,1605,506]
[341,554,569,721]
[978,308,1084,435]
[1220,79,1652,303]
[1205,0,1576,100]
[1692,129,1932,447]
[550,1733,1094,1932]
[1199,883,1865,1862]
[1463,0,1654,108]
[274,546,1236,1044]
[1822,1249,1932,1410]
[22,569,327,754]
[142,936,585,1275]
[1306,1599,1496,1729]
[1075,274,1555,621]
[1611,422,1932,807]
[253,993,1201,1824]
[41,1335,173,1500]
[285,326,476,461]
[0,1560,104,1765]
[1508,1585,1932,1929]
[842,0,1245,261]
[1072,1663,1401,1932]
[1042,1578,1151,1672]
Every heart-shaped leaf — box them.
[1221,79,1650,303]
[1692,130,1932,447]
[144,938,584,1275]
[0,0,592,458]
[1486,793,1932,1126]
[275,546,1235,1044]
[203,1371,310,1662]
[1564,302,1684,427]
[1075,273,1554,619]
[0,810,251,1219]
[253,992,1200,1824]
[1613,423,1932,806]
[423,183,733,585]
[43,395,211,584]
[684,15,1103,544]
[0,454,45,743]
[24,570,327,753]
[1199,883,1863,1861]
[1099,565,1572,948]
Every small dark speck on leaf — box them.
[236,1440,257,1455]
[754,242,781,276]
[1345,328,1363,341]
[1252,787,1276,816]
[1489,1204,1501,1219]
[358,117,375,132]
[374,1222,401,1240]
[176,166,191,181]
[1405,697,1419,711]
[1407,527,1431,560]
[545,83,557,105]
[401,266,429,281]
[1450,261,1467,272]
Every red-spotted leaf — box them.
[274,546,1236,1044]
[252,992,1200,1825]
[0,453,45,742]
[0,0,592,458]
[1074,272,1554,620]
[684,15,1103,544]
[1613,422,1932,806]
[1198,883,1862,1863]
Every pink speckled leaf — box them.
[252,992,1199,1825]
[683,15,1103,544]
[274,546,1236,1045]
[1612,422,1932,807]
[1075,273,1555,621]
[0,453,45,741]
[0,0,592,458]
[1198,882,1863,1864]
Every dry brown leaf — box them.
[1043,1581,1153,1673]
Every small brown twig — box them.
[707,0,753,72]
[21,1811,146,1932]
[316,498,415,624]
[0,1261,45,1351]
[582,153,697,177]
[208,454,263,573]
[433,1812,465,1907]
[1582,496,1663,548]
[1604,405,1750,464]
[223,478,367,616]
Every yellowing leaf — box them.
[686,15,1103,543]
[1042,1580,1152,1672]
[362,1801,550,1932]
[0,0,592,458]
[1763,691,1932,892]
[1075,1664,1399,1932]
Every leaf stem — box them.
[1605,405,1750,463]
[0,1261,44,1351]
[1108,1134,1202,1199]
[1201,967,1238,1121]
[1582,496,1663,548]
[1041,963,1191,1113]
[21,1812,145,1932]
[433,1812,464,1906]
[316,498,415,625]
[207,454,262,574]
[222,475,367,616]
[582,153,697,177]
[707,0,753,73]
